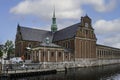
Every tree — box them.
[0,49,3,65]
[0,50,3,58]
[4,40,14,59]
[0,45,3,58]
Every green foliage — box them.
[0,50,3,58]
[4,40,14,59]
[0,45,3,58]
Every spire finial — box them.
[53,5,55,18]
[17,23,20,27]
[17,23,20,31]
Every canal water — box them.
[5,64,120,80]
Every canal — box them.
[3,64,120,80]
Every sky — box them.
[0,0,120,48]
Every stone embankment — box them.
[1,59,120,78]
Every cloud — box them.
[10,0,83,20]
[85,0,116,12]
[10,0,116,20]
[94,19,120,48]
[94,19,120,35]
[102,34,120,48]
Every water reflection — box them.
[11,64,120,80]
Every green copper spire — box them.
[53,7,55,18]
[51,7,57,33]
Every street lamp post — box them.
[43,45,45,69]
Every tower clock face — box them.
[85,23,88,27]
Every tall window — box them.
[66,41,68,48]
[43,51,46,57]
[51,52,54,57]
[58,52,62,57]
[68,41,71,48]
[85,30,88,35]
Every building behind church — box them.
[15,11,120,67]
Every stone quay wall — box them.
[2,59,120,71]
[42,58,120,69]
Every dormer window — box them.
[28,43,32,48]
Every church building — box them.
[15,11,120,63]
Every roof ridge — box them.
[20,26,50,32]
[97,44,120,49]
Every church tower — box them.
[51,8,57,33]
